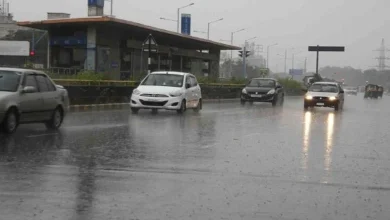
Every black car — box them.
[240,78,285,106]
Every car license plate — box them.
[251,94,262,98]
[317,103,324,106]
[146,99,159,102]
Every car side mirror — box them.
[21,86,37,93]
[276,85,282,89]
[340,90,344,94]
[185,83,191,89]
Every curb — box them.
[68,96,303,112]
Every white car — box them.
[0,68,70,133]
[304,82,345,111]
[130,71,202,114]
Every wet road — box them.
[1,95,390,220]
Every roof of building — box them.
[17,16,241,50]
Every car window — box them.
[141,74,184,88]
[247,79,276,87]
[309,84,339,93]
[190,76,198,87]
[44,76,56,91]
[35,75,50,92]
[186,76,192,87]
[24,74,38,89]
[0,70,22,92]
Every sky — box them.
[7,0,390,72]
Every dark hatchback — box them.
[240,78,285,106]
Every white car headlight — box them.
[132,89,141,95]
[170,90,183,97]
[267,89,276,95]
[305,95,313,100]
[329,96,337,101]
[242,88,247,94]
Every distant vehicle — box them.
[304,82,345,111]
[364,84,380,99]
[378,86,384,98]
[240,78,284,106]
[0,68,69,134]
[130,71,202,114]
[343,86,358,95]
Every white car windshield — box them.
[247,79,275,87]
[309,84,339,93]
[141,74,184,88]
[0,70,22,92]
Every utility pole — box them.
[243,45,247,79]
[284,49,287,74]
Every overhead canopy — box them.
[17,16,241,51]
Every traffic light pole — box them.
[243,46,247,79]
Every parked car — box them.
[343,86,358,95]
[130,71,202,114]
[304,82,345,111]
[0,68,69,133]
[240,78,284,106]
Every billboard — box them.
[289,69,304,76]
[0,41,30,56]
[181,14,191,35]
[88,0,104,7]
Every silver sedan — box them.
[0,68,69,133]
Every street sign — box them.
[289,69,304,76]
[181,14,191,35]
[308,45,345,75]
[142,34,158,53]
[308,46,345,52]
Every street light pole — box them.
[176,3,195,33]
[207,18,223,39]
[266,43,278,70]
[243,37,257,78]
[229,28,245,78]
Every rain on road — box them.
[1,95,390,220]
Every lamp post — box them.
[207,18,223,39]
[266,43,278,70]
[243,37,257,78]
[229,28,245,78]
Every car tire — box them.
[1,108,19,134]
[240,99,246,105]
[334,103,339,111]
[45,107,64,130]
[131,108,139,114]
[177,99,186,114]
[193,99,202,112]
[304,103,309,110]
[272,96,278,107]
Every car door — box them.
[35,74,58,120]
[184,75,193,108]
[18,73,45,123]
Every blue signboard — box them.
[181,14,191,35]
[50,36,87,46]
[88,0,104,7]
[289,69,304,76]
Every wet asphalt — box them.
[1,94,390,220]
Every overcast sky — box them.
[8,0,390,72]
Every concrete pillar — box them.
[180,56,183,71]
[209,49,221,77]
[86,26,97,71]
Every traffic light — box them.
[238,50,250,58]
[30,50,35,56]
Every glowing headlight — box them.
[329,96,337,101]
[305,95,313,100]
[170,90,183,97]
[132,89,141,95]
[267,89,275,95]
[242,89,247,94]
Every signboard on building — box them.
[88,0,104,7]
[0,41,30,56]
[181,14,191,35]
[289,69,304,76]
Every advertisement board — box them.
[181,14,191,35]
[0,41,30,56]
